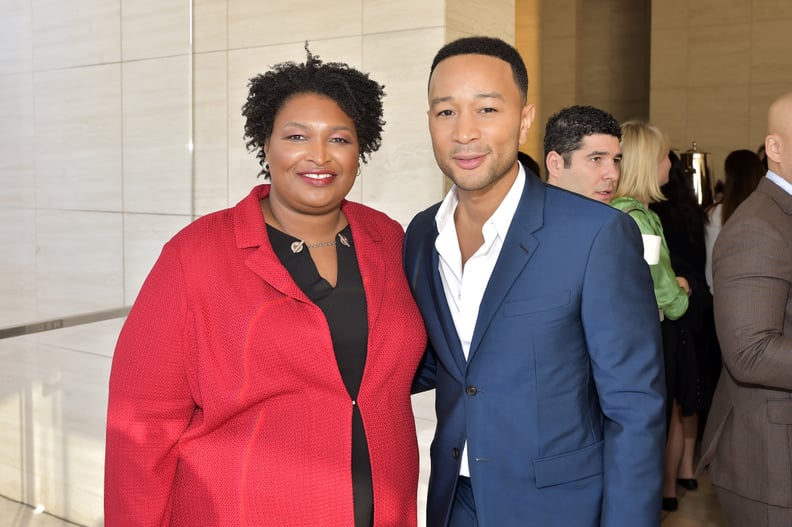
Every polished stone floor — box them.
[0,473,732,527]
[0,390,729,527]
[661,474,730,527]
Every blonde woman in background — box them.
[611,120,690,512]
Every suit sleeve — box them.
[403,215,438,393]
[411,343,437,393]
[582,212,666,526]
[104,243,196,526]
[713,215,792,390]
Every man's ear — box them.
[519,104,536,145]
[545,151,563,181]
[765,134,781,164]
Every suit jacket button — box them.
[466,385,478,396]
[452,448,460,459]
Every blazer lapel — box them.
[235,185,314,303]
[411,220,468,377]
[467,176,545,363]
[428,240,469,376]
[243,240,314,303]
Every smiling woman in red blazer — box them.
[104,48,427,527]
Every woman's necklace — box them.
[290,233,351,254]
[263,199,349,254]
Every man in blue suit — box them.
[405,36,666,526]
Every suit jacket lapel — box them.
[235,185,314,303]
[412,220,468,376]
[468,175,545,362]
[429,241,469,375]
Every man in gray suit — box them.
[699,91,792,526]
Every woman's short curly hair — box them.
[242,45,386,177]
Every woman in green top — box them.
[612,120,690,513]
[612,121,689,319]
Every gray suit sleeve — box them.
[713,214,792,390]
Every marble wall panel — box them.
[446,0,514,43]
[123,212,192,305]
[121,0,191,61]
[0,0,33,74]
[576,33,611,108]
[515,0,542,161]
[0,72,35,209]
[687,23,751,88]
[752,0,792,20]
[650,4,792,185]
[122,55,192,215]
[537,0,577,38]
[228,0,363,50]
[360,29,444,223]
[37,318,125,360]
[31,0,120,70]
[650,29,688,89]
[33,64,123,212]
[610,102,647,125]
[539,36,576,99]
[751,20,792,85]
[0,340,33,502]
[651,0,688,30]
[193,51,229,216]
[35,210,124,319]
[0,336,109,525]
[651,88,688,152]
[363,0,443,34]
[688,0,752,26]
[193,0,228,53]
[0,333,110,527]
[686,85,752,170]
[0,207,37,328]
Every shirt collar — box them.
[766,170,792,196]
[490,163,525,239]
[435,163,526,239]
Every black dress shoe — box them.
[677,478,698,491]
[662,497,678,511]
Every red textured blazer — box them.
[105,185,427,526]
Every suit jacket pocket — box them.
[504,290,571,317]
[532,440,603,488]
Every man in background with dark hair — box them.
[544,105,622,204]
[405,37,665,527]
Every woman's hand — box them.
[675,276,691,295]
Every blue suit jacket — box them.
[405,171,665,526]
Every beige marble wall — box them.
[516,0,651,176]
[0,0,491,524]
[515,0,543,162]
[650,0,792,182]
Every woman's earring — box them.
[356,167,362,177]
[263,161,270,178]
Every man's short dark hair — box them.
[543,105,621,167]
[429,36,528,102]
